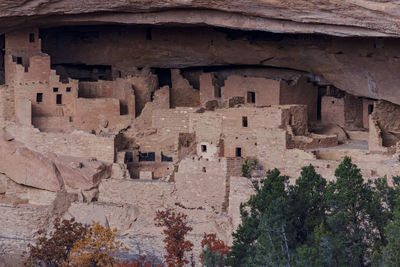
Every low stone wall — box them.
[175,157,243,212]
[5,124,115,163]
[98,179,176,207]
[228,176,255,235]
[0,204,51,258]
[287,133,338,150]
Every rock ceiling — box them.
[2,0,400,104]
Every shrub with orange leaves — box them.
[24,217,88,267]
[154,208,193,267]
[200,233,230,267]
[68,221,125,267]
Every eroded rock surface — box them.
[1,0,400,37]
[0,134,63,191]
[0,131,111,192]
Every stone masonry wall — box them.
[321,96,345,126]
[98,179,176,207]
[222,75,280,106]
[5,124,115,162]
[371,100,400,147]
[175,157,242,212]
[74,98,122,131]
[170,69,200,108]
[0,85,14,124]
[280,76,318,122]
[152,107,196,135]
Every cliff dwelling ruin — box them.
[2,1,400,263]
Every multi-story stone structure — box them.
[1,24,400,264]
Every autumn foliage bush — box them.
[154,208,193,267]
[24,217,88,266]
[200,233,230,267]
[68,221,125,267]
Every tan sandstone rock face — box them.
[0,132,111,192]
[0,0,400,37]
[0,135,63,191]
[48,154,111,191]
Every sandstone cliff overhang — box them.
[0,0,400,37]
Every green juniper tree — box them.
[228,165,329,267]
[228,157,399,267]
[303,157,389,267]
[381,176,400,266]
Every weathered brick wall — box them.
[130,75,158,116]
[228,176,254,233]
[15,98,31,126]
[175,157,236,212]
[321,96,345,126]
[222,75,280,106]
[5,125,115,162]
[371,100,400,147]
[5,28,41,68]
[0,85,15,123]
[0,204,51,256]
[74,98,121,131]
[79,81,115,98]
[98,179,176,206]
[199,73,216,105]
[152,107,195,135]
[363,99,374,129]
[280,76,318,122]
[344,94,363,129]
[134,86,169,129]
[218,107,285,130]
[79,78,136,117]
[189,112,222,143]
[170,69,200,108]
[283,105,308,136]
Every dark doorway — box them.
[153,68,172,88]
[29,33,35,43]
[235,147,242,157]
[124,152,134,163]
[36,93,43,103]
[242,116,248,127]
[368,104,374,114]
[247,91,255,104]
[201,145,207,152]
[56,94,62,104]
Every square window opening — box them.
[29,33,35,43]
[161,153,173,162]
[53,87,59,92]
[368,104,374,115]
[36,93,43,103]
[201,145,207,153]
[16,57,22,65]
[56,94,62,104]
[235,147,242,157]
[247,91,256,104]
[139,152,155,162]
[66,87,71,92]
[124,152,133,163]
[242,116,248,127]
